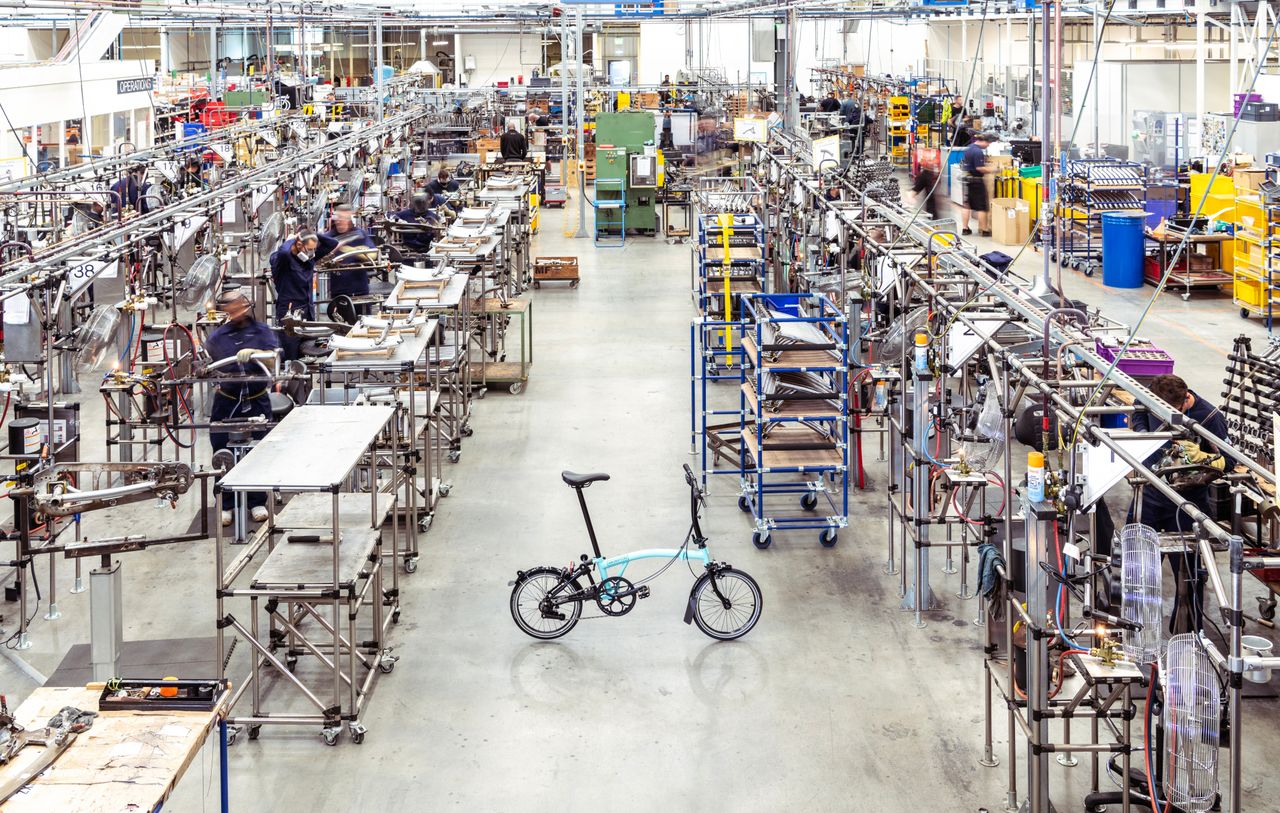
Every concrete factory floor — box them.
[0,193,1278,812]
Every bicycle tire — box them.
[510,567,583,639]
[690,567,762,640]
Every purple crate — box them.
[1095,339,1175,377]
[1235,92,1263,116]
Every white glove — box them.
[235,348,261,364]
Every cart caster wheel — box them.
[752,531,771,549]
[439,483,452,497]
[1241,308,1250,319]
[392,609,402,624]
[378,655,398,674]
[1049,251,1058,263]
[1258,595,1276,622]
[404,556,419,574]
[418,516,432,533]
[508,382,524,395]
[285,655,298,673]
[533,281,540,289]
[247,725,261,741]
[800,493,818,511]
[737,495,751,513]
[476,389,486,400]
[461,425,474,437]
[820,529,839,547]
[226,725,241,746]
[448,451,461,464]
[351,731,365,745]
[570,280,579,288]
[321,727,340,746]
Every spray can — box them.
[913,332,929,375]
[1027,451,1045,503]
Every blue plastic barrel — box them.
[1101,212,1146,288]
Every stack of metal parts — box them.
[845,159,901,204]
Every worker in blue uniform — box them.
[390,193,442,255]
[1127,373,1229,634]
[270,229,337,359]
[205,291,280,526]
[426,168,459,196]
[321,204,377,309]
[109,166,142,213]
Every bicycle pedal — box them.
[636,586,651,600]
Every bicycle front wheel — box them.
[691,567,762,640]
[511,567,582,639]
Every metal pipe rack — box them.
[746,125,1277,813]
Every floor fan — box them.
[1162,633,1221,813]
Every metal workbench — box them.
[215,404,401,747]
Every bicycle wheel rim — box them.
[512,573,580,638]
[695,571,761,638]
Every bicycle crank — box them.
[595,577,649,617]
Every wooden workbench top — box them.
[0,685,228,813]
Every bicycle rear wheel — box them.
[511,567,582,639]
[690,567,762,640]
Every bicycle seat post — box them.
[574,487,603,559]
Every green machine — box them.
[594,111,659,233]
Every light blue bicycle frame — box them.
[595,546,711,584]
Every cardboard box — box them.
[476,137,500,164]
[1235,168,1269,193]
[991,198,1031,246]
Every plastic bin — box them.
[1101,212,1146,288]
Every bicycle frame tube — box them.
[596,547,711,582]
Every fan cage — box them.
[1119,523,1164,665]
[1162,633,1221,813]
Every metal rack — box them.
[317,316,439,550]
[1057,158,1147,276]
[1233,155,1280,330]
[736,293,849,548]
[693,212,765,370]
[215,404,402,747]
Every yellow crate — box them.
[1234,276,1267,308]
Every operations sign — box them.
[117,77,155,95]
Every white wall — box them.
[691,19,770,86]
[793,19,848,94]
[457,33,542,87]
[847,20,930,77]
[1071,60,1231,150]
[637,20,686,85]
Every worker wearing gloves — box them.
[390,193,442,255]
[205,291,280,526]
[321,204,376,308]
[1127,373,1229,634]
[270,229,337,359]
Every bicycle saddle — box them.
[561,471,610,488]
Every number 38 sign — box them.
[68,259,117,295]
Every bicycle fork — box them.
[683,565,732,626]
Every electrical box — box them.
[629,153,657,188]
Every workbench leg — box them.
[219,720,230,813]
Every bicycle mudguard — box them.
[683,590,697,625]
